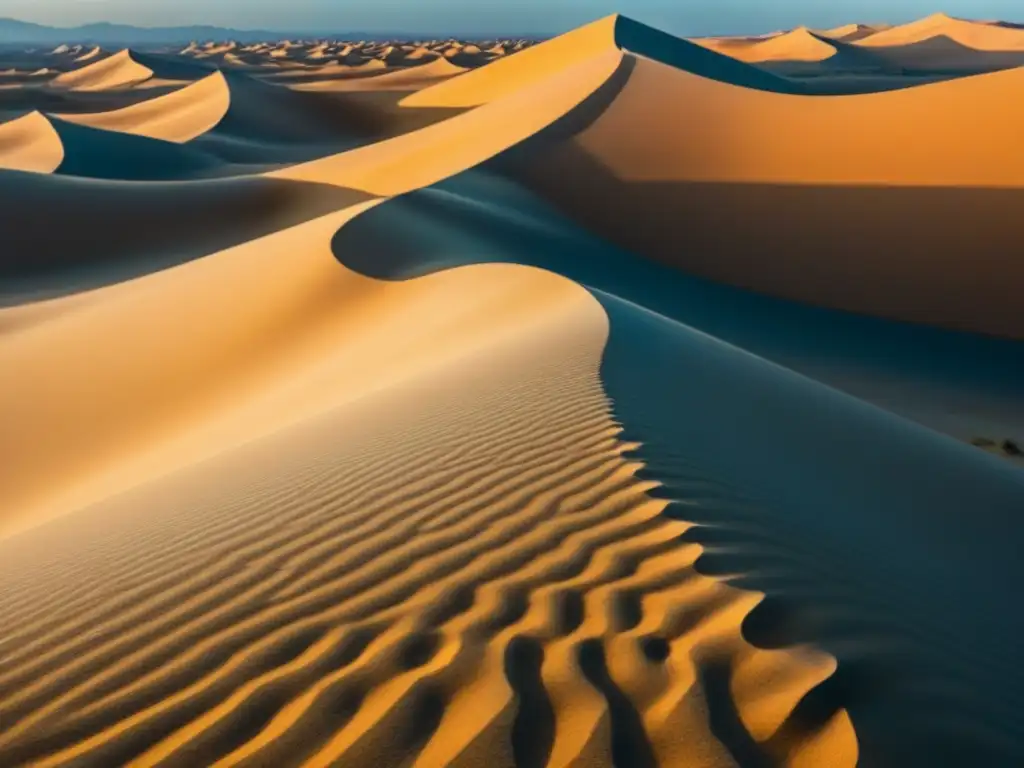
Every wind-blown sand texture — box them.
[1,11,1023,768]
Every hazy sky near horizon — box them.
[3,0,1022,35]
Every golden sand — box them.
[1,10,1022,767]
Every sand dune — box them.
[817,22,887,41]
[503,49,1024,336]
[404,14,794,109]
[858,11,1024,49]
[50,49,154,91]
[73,46,103,63]
[55,71,230,142]
[0,111,64,172]
[698,27,840,62]
[291,58,466,92]
[1,10,1023,768]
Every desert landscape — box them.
[1,9,1023,767]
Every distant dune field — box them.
[1,11,1023,767]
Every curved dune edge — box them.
[696,27,839,62]
[268,47,624,195]
[0,111,64,173]
[399,15,624,108]
[323,165,1024,766]
[0,217,856,766]
[54,71,231,143]
[401,14,793,109]
[50,49,154,91]
[501,52,1024,337]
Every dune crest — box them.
[858,11,1024,49]
[50,49,154,91]
[700,27,839,62]
[55,71,231,143]
[500,45,1024,336]
[0,111,64,173]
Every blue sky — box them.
[3,1,1022,36]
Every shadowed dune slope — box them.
[54,69,467,167]
[326,170,1024,444]
[703,27,896,77]
[854,34,1024,73]
[698,27,840,62]
[328,171,1024,767]
[499,53,1024,337]
[0,170,371,299]
[48,117,226,180]
[0,110,63,172]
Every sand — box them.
[0,111,64,172]
[1,9,1023,768]
[858,11,1024,49]
[501,18,1024,337]
[50,49,154,91]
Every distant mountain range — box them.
[0,18,543,46]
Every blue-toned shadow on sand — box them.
[330,169,1024,765]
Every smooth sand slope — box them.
[0,250,855,766]
[502,34,1024,337]
[290,58,467,92]
[857,11,1024,49]
[695,27,841,62]
[50,50,155,91]
[1,10,1023,768]
[0,110,64,172]
[55,71,231,142]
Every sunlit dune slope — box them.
[50,50,154,91]
[54,71,231,142]
[857,11,1024,49]
[404,14,796,108]
[0,10,1023,768]
[502,50,1024,336]
[0,241,857,765]
[697,27,839,62]
[0,111,63,172]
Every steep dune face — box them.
[50,50,154,91]
[404,14,796,108]
[0,170,369,297]
[505,54,1024,337]
[0,111,63,173]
